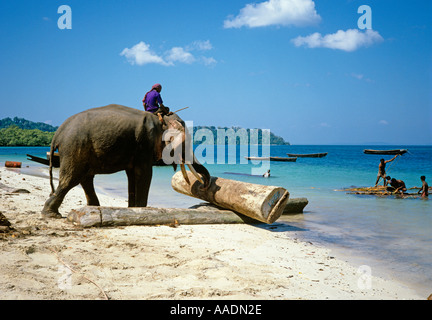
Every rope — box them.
[386,154,402,176]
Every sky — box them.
[0,0,431,145]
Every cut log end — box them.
[171,171,290,224]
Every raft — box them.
[341,186,426,198]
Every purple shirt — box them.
[143,90,163,113]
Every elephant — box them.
[41,104,210,218]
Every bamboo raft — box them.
[341,186,428,198]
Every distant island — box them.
[0,117,57,146]
[190,126,290,146]
[0,117,290,146]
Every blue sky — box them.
[0,0,431,145]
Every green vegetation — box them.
[0,125,55,146]
[0,117,58,132]
[0,117,290,146]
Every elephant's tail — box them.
[49,141,58,195]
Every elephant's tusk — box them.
[180,164,190,185]
[187,164,204,184]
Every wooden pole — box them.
[171,171,289,224]
[67,206,258,228]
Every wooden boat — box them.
[245,156,297,162]
[286,152,327,158]
[27,152,60,167]
[363,149,407,155]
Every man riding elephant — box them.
[142,83,171,122]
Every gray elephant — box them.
[42,104,210,218]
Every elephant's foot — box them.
[41,209,63,219]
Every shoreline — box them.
[0,167,426,300]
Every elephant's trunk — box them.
[187,156,211,189]
[178,156,210,189]
[165,118,211,189]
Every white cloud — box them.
[224,0,321,28]
[121,40,216,67]
[165,47,195,64]
[120,41,171,66]
[351,73,373,83]
[189,40,213,51]
[292,29,383,52]
[379,120,389,125]
[201,56,217,67]
[351,73,364,80]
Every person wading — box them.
[375,154,399,187]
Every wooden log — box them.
[192,198,308,215]
[67,206,260,228]
[171,171,289,224]
[282,198,308,214]
[5,161,22,168]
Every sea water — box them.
[1,145,431,296]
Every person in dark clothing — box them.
[142,83,171,121]
[388,177,407,194]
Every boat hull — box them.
[246,157,297,162]
[286,153,327,158]
[363,149,407,155]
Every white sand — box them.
[0,166,425,300]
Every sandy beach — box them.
[0,166,425,300]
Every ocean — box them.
[1,145,431,296]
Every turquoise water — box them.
[1,145,431,296]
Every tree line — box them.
[0,125,55,146]
[0,117,290,147]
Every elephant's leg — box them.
[80,175,100,206]
[126,168,136,207]
[134,162,153,207]
[41,178,79,219]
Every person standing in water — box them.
[418,176,429,198]
[375,154,399,187]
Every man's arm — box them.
[385,154,399,163]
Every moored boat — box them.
[27,152,60,167]
[286,152,328,158]
[363,149,407,155]
[245,156,297,162]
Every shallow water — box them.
[1,145,431,296]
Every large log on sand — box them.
[171,171,289,224]
[67,206,257,228]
